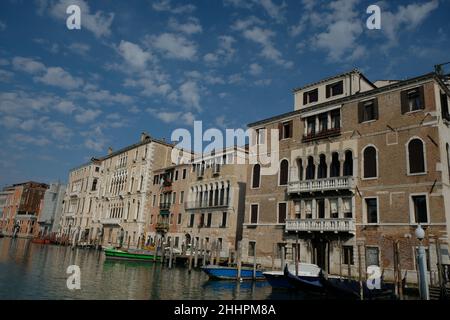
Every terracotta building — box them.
[241,69,450,285]
[1,181,48,238]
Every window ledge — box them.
[361,177,378,181]
[405,109,425,115]
[407,172,427,176]
[360,119,377,125]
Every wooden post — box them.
[396,240,403,300]
[188,241,193,273]
[393,241,398,297]
[211,241,216,265]
[237,241,242,280]
[271,243,275,271]
[203,242,207,266]
[216,241,221,265]
[347,247,352,279]
[253,242,257,280]
[357,243,364,300]
[194,241,199,268]
[153,240,158,262]
[200,239,204,266]
[228,248,232,266]
[295,232,299,276]
[281,246,286,271]
[339,240,343,280]
[435,237,444,291]
[168,239,173,269]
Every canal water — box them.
[0,238,309,300]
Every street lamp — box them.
[415,224,429,300]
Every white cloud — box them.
[0,69,14,82]
[118,40,153,69]
[149,33,197,61]
[75,108,101,123]
[249,63,263,75]
[12,57,46,74]
[84,137,106,152]
[54,101,76,114]
[12,134,51,146]
[179,80,201,111]
[35,67,84,90]
[203,35,236,65]
[147,108,195,125]
[41,0,114,38]
[168,17,202,34]
[259,0,286,22]
[67,42,91,56]
[382,0,439,44]
[151,0,196,14]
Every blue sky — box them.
[0,0,449,187]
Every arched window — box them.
[363,146,377,178]
[318,154,327,179]
[306,156,315,180]
[343,150,353,176]
[297,159,303,181]
[408,138,425,174]
[252,164,261,188]
[279,159,289,185]
[330,152,340,177]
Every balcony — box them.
[285,218,356,234]
[159,202,171,210]
[155,222,169,232]
[100,218,121,226]
[302,127,341,142]
[288,176,354,194]
[212,164,221,176]
[185,200,230,210]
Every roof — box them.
[292,68,376,93]
[248,72,437,128]
[9,181,49,189]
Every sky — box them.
[0,0,449,187]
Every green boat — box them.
[104,247,161,261]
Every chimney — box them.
[108,147,113,155]
[141,132,150,142]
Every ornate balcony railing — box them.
[288,176,354,194]
[100,218,122,225]
[285,218,356,233]
[302,127,341,142]
[185,199,230,210]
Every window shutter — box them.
[288,120,293,138]
[358,102,364,123]
[418,86,425,110]
[401,90,409,114]
[303,92,307,105]
[373,98,379,120]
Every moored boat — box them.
[284,264,325,294]
[201,265,265,280]
[264,263,321,289]
[104,247,160,261]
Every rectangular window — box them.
[182,169,187,179]
[401,87,425,113]
[200,213,205,227]
[329,199,338,218]
[326,80,343,97]
[172,192,176,204]
[317,199,325,219]
[281,121,292,139]
[412,195,428,223]
[330,110,341,129]
[276,243,286,259]
[318,113,328,132]
[365,198,378,224]
[256,128,266,144]
[343,246,354,265]
[175,170,179,181]
[152,195,156,207]
[306,117,315,135]
[189,214,195,228]
[278,202,287,223]
[250,204,258,224]
[206,213,212,227]
[359,99,378,122]
[366,247,380,266]
[221,212,227,228]
[177,213,182,225]
[303,88,318,105]
[180,191,184,204]
[343,198,352,218]
[248,241,256,257]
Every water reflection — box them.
[0,238,303,300]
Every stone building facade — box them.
[38,182,66,235]
[241,70,450,285]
